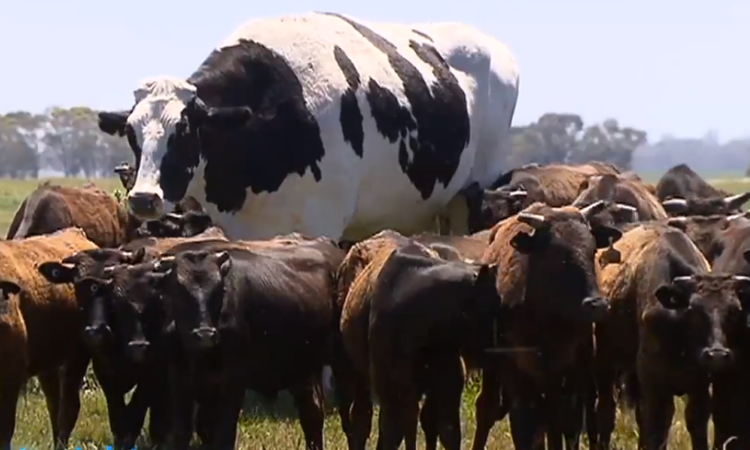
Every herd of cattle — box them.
[2,160,750,450]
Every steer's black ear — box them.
[744,249,750,266]
[204,106,253,129]
[98,111,129,137]
[591,225,623,249]
[510,230,549,254]
[0,280,20,300]
[38,261,76,284]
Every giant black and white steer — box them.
[97,12,520,241]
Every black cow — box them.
[142,238,344,449]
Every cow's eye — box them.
[90,284,98,293]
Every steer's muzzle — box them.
[83,324,111,346]
[191,326,219,349]
[127,192,164,221]
[581,296,610,323]
[700,346,733,371]
[127,340,151,362]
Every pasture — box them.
[6,175,750,450]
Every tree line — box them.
[1,107,748,178]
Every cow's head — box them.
[147,250,232,352]
[97,77,252,221]
[509,200,623,323]
[76,263,167,363]
[665,215,741,263]
[661,192,750,217]
[462,182,531,233]
[38,248,148,348]
[654,274,750,372]
[461,261,503,356]
[114,161,136,192]
[144,211,215,238]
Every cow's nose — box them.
[191,327,219,349]
[83,324,110,344]
[128,192,164,221]
[581,296,610,323]
[700,346,733,371]
[127,340,150,361]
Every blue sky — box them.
[1,1,747,142]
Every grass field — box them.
[6,176,750,449]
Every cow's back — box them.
[13,184,127,248]
[0,227,98,374]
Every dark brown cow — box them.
[471,200,623,450]
[340,245,501,450]
[6,182,142,246]
[0,227,98,450]
[572,173,669,221]
[661,192,750,217]
[462,162,622,233]
[656,164,750,217]
[664,212,750,264]
[711,218,750,277]
[594,223,750,450]
[136,237,344,450]
[36,227,229,449]
[655,163,733,201]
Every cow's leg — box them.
[639,385,674,450]
[434,357,465,450]
[712,375,747,450]
[471,369,502,450]
[122,383,154,450]
[419,393,439,450]
[348,370,374,450]
[684,387,710,450]
[168,363,195,450]
[508,383,545,450]
[91,368,128,449]
[331,338,356,445]
[544,384,564,450]
[593,365,617,449]
[376,386,419,450]
[290,374,325,450]
[0,378,23,450]
[37,369,62,440]
[209,379,245,450]
[145,364,170,448]
[57,346,90,447]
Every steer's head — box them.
[509,200,623,323]
[77,263,167,363]
[662,192,750,217]
[97,76,252,221]
[38,248,148,348]
[462,182,530,233]
[147,250,232,352]
[655,274,750,372]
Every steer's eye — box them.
[90,284,98,293]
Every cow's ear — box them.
[654,284,686,309]
[0,280,20,300]
[510,230,549,254]
[38,261,76,284]
[338,240,357,252]
[215,251,232,277]
[98,111,129,137]
[743,249,750,266]
[591,225,623,249]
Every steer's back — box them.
[0,227,98,375]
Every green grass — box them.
[5,175,749,449]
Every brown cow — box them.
[411,230,494,262]
[655,163,733,201]
[462,162,622,233]
[0,227,98,449]
[340,245,500,450]
[471,200,623,450]
[572,173,668,221]
[593,223,750,450]
[663,212,750,264]
[661,192,750,217]
[6,182,142,247]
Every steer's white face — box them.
[126,76,197,220]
